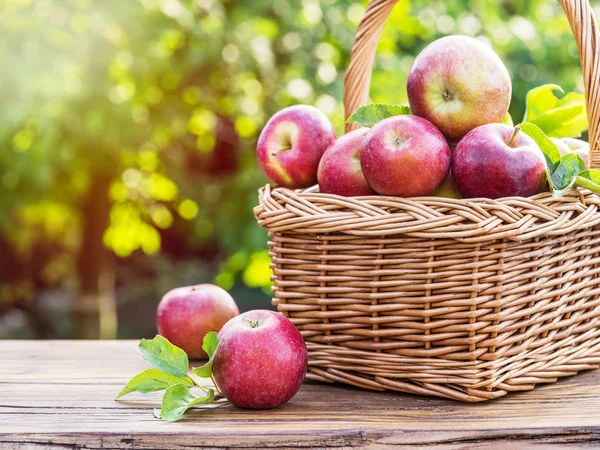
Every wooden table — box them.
[2,341,600,449]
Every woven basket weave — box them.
[254,0,600,402]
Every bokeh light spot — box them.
[178,199,199,220]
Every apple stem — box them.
[211,374,222,396]
[244,318,261,328]
[508,125,521,147]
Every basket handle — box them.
[343,0,600,169]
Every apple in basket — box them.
[551,137,590,169]
[157,284,239,359]
[407,35,512,143]
[452,123,547,199]
[360,115,451,197]
[318,128,376,197]
[257,105,336,189]
[212,309,308,409]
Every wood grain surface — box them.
[1,340,600,449]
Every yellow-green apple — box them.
[360,115,451,197]
[550,137,589,169]
[407,35,511,143]
[317,128,375,197]
[212,310,307,409]
[452,123,546,199]
[157,284,239,359]
[433,143,461,198]
[257,105,336,188]
[433,173,461,199]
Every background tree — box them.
[0,0,591,338]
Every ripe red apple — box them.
[317,128,375,197]
[407,35,511,143]
[257,105,336,189]
[452,123,546,199]
[212,309,308,409]
[551,137,589,169]
[360,115,451,197]
[157,284,239,359]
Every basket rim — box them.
[254,183,600,242]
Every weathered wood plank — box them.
[1,341,600,449]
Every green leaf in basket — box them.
[550,153,586,196]
[155,383,215,422]
[519,122,562,174]
[520,122,587,197]
[523,84,587,138]
[138,335,189,378]
[575,170,600,195]
[115,369,194,400]
[346,104,411,127]
[192,332,220,379]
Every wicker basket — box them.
[254,0,600,402]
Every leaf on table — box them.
[115,368,194,400]
[575,170,600,195]
[346,104,411,127]
[519,122,562,173]
[192,331,220,379]
[523,84,587,138]
[155,383,215,422]
[138,335,189,378]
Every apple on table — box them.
[157,284,239,359]
[213,309,308,409]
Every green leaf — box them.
[138,335,189,378]
[115,369,194,400]
[575,170,600,195]
[192,332,220,379]
[550,153,586,195]
[155,383,215,422]
[524,84,564,119]
[503,111,514,126]
[519,122,561,173]
[523,84,587,138]
[346,104,411,127]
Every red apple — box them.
[360,115,451,197]
[317,128,375,197]
[257,105,336,189]
[212,309,307,409]
[407,35,511,143]
[551,137,589,169]
[157,284,239,359]
[452,123,546,199]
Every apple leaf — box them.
[575,170,600,195]
[519,122,561,173]
[503,111,514,126]
[192,332,220,379]
[115,369,194,400]
[138,335,189,378]
[154,383,215,422]
[520,121,588,197]
[346,104,411,127]
[550,153,586,196]
[523,84,587,138]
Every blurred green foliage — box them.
[0,0,594,337]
